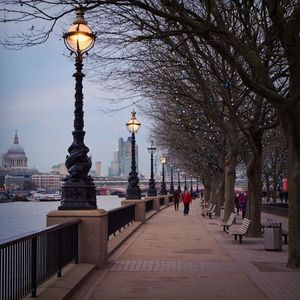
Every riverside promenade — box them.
[63,199,300,300]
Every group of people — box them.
[234,191,248,218]
[173,189,192,215]
[174,189,248,218]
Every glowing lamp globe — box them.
[63,10,95,54]
[126,111,141,133]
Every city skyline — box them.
[0,31,153,177]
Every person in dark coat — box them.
[235,192,240,215]
[239,191,247,219]
[173,189,180,211]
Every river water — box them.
[0,196,123,241]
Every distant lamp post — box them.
[177,169,181,193]
[196,179,199,193]
[190,177,193,193]
[59,9,97,210]
[147,141,157,196]
[126,111,141,199]
[159,155,167,195]
[184,174,187,191]
[169,165,175,194]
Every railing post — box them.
[121,200,146,222]
[47,210,108,267]
[31,237,37,297]
[57,229,62,277]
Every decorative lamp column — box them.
[59,9,97,210]
[196,179,199,193]
[126,111,142,199]
[147,141,157,196]
[159,155,167,195]
[184,174,187,191]
[190,177,193,193]
[169,165,175,194]
[177,169,181,193]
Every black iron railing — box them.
[159,197,164,206]
[145,199,154,213]
[107,204,135,237]
[0,220,79,300]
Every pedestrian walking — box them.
[173,189,180,211]
[182,189,192,215]
[235,192,240,215]
[239,191,248,219]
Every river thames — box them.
[0,196,123,241]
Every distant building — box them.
[0,131,38,188]
[108,137,138,177]
[95,161,101,176]
[2,131,28,170]
[32,174,62,190]
[4,174,34,190]
[51,163,68,175]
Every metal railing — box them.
[107,204,135,237]
[145,199,154,213]
[159,197,164,206]
[0,220,79,300]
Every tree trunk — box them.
[285,110,300,268]
[245,134,263,237]
[223,146,238,221]
[214,170,225,217]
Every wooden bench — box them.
[206,204,216,219]
[227,218,251,244]
[218,212,236,232]
[203,203,213,214]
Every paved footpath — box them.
[70,200,300,300]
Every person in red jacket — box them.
[182,189,192,215]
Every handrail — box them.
[107,204,135,237]
[0,220,80,300]
[0,220,80,248]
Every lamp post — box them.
[159,155,167,195]
[126,111,141,199]
[59,9,97,210]
[196,179,199,193]
[177,169,181,193]
[147,141,157,196]
[169,165,175,194]
[190,177,193,193]
[184,174,187,191]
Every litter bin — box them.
[264,221,282,250]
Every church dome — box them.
[7,143,25,154]
[7,131,25,154]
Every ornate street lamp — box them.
[159,155,167,195]
[126,111,141,199]
[147,141,157,196]
[169,165,175,194]
[177,169,181,193]
[59,9,97,210]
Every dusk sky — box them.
[0,22,154,177]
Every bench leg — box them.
[234,234,237,241]
[209,213,212,219]
[239,235,242,244]
[283,235,288,244]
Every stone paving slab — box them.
[70,200,300,300]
